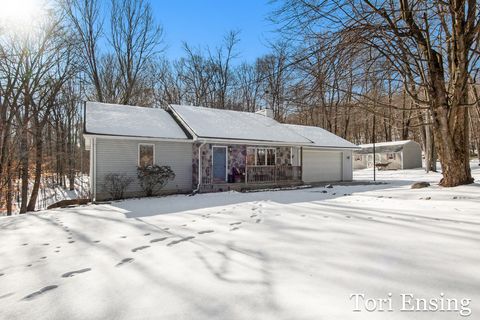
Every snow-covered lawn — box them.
[1,164,479,320]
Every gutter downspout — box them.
[192,142,207,194]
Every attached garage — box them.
[302,150,343,183]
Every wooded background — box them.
[1,0,479,214]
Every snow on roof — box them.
[359,140,412,148]
[169,104,312,144]
[85,102,188,140]
[356,140,415,154]
[284,124,359,149]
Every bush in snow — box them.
[137,165,175,197]
[103,173,134,200]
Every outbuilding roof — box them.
[84,102,189,140]
[355,140,414,154]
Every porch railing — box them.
[200,165,302,186]
[246,165,301,184]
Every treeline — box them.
[1,0,480,213]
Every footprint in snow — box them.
[150,237,168,243]
[198,230,214,234]
[143,233,151,236]
[346,216,351,219]
[62,268,91,278]
[181,224,188,227]
[163,228,170,231]
[67,237,72,240]
[167,236,195,247]
[230,227,239,231]
[230,222,242,226]
[40,256,47,260]
[131,246,150,252]
[21,243,28,246]
[93,240,101,243]
[0,292,14,300]
[255,219,261,224]
[116,258,134,267]
[22,285,58,301]
[0,273,4,277]
[120,236,127,239]
[68,241,75,244]
[54,250,60,253]
[42,243,50,246]
[250,214,257,218]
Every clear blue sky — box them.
[151,1,276,63]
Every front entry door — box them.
[212,147,227,182]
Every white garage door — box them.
[302,150,343,183]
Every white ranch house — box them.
[353,140,423,170]
[84,102,359,200]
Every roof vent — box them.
[255,108,274,119]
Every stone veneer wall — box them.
[192,143,293,188]
[276,146,291,165]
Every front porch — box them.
[193,143,303,192]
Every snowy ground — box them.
[0,163,479,320]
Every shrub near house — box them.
[137,165,175,197]
[103,173,134,200]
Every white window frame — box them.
[247,147,277,166]
[138,143,155,167]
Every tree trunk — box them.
[434,106,473,187]
[67,114,75,191]
[19,103,29,214]
[6,157,13,216]
[27,133,43,212]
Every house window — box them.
[139,144,154,167]
[247,147,277,166]
[387,153,396,160]
[266,149,276,165]
[256,149,266,165]
[355,155,362,161]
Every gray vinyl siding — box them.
[95,138,192,200]
[402,141,423,169]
